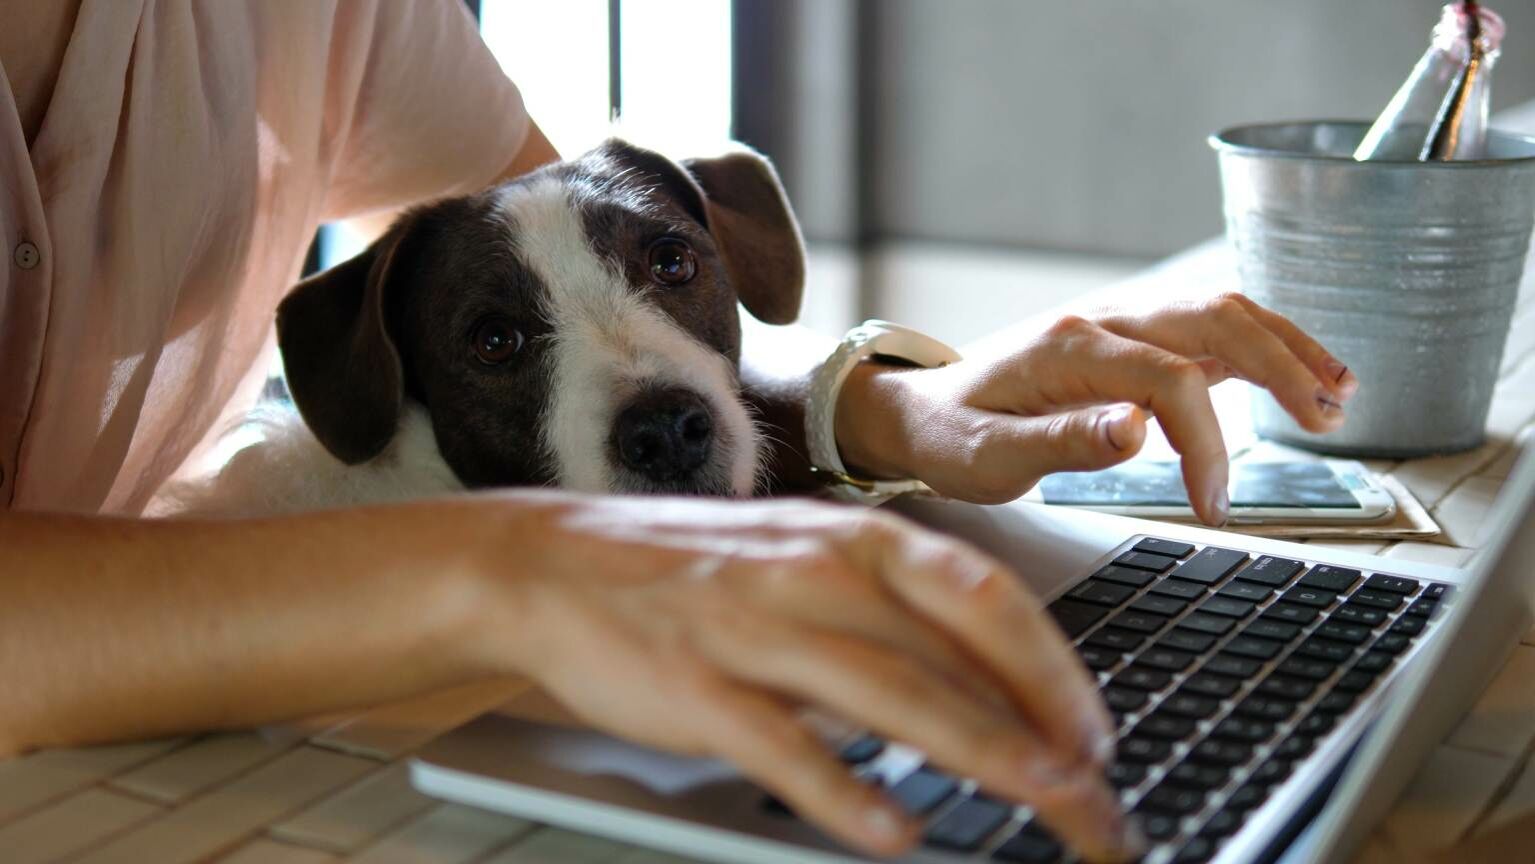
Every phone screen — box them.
[1038,461,1361,509]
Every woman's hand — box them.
[835,293,1359,525]
[478,493,1142,862]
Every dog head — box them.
[275,140,804,496]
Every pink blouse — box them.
[0,0,528,514]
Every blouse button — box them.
[14,241,40,270]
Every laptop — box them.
[410,446,1535,864]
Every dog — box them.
[157,140,805,517]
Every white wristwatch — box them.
[806,320,963,505]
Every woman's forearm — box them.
[0,498,542,755]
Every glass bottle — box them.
[1353,3,1504,161]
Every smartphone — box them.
[1027,460,1396,524]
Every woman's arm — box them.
[0,501,522,754]
[0,492,1136,861]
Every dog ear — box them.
[275,227,409,465]
[596,139,805,325]
[682,149,805,325]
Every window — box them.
[319,0,734,271]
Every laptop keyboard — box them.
[761,535,1452,864]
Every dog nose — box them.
[614,389,714,481]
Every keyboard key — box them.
[1178,612,1236,636]
[1274,734,1315,761]
[1136,712,1198,740]
[1223,635,1284,661]
[1294,637,1354,664]
[1390,615,1426,637]
[1198,596,1257,619]
[1276,656,1336,681]
[1093,565,1156,588]
[1136,809,1182,842]
[1334,603,1388,627]
[1233,555,1304,587]
[1406,598,1437,618]
[1364,574,1419,595]
[1139,646,1198,673]
[1243,619,1302,642]
[1116,551,1178,572]
[1171,547,1250,585]
[1078,646,1122,671]
[1131,594,1189,617]
[1298,712,1336,736]
[839,734,885,764]
[1161,692,1222,720]
[1086,627,1146,651]
[1425,583,1450,599]
[1102,686,1149,713]
[1373,633,1412,655]
[1160,629,1218,653]
[1190,738,1251,766]
[1316,691,1356,715]
[1048,599,1108,638]
[1107,762,1147,789]
[1334,671,1374,693]
[926,794,1013,852]
[1349,589,1403,611]
[1248,759,1292,788]
[1166,760,1231,790]
[1183,673,1242,698]
[1174,836,1219,863]
[1109,610,1169,634]
[1281,586,1337,608]
[1212,717,1275,743]
[1118,736,1173,764]
[1203,653,1263,679]
[889,767,959,814]
[1354,651,1395,675]
[1298,565,1360,593]
[1135,538,1196,558]
[1256,675,1315,701]
[1200,808,1244,838]
[1217,580,1274,603]
[1142,783,1207,815]
[1151,579,1209,600]
[1113,665,1173,692]
[1315,620,1371,644]
[1068,579,1138,607]
[1262,602,1319,625]
[1234,696,1297,722]
[993,823,1062,863]
[1225,783,1267,812]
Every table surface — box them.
[5,247,1535,864]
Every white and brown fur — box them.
[158,140,805,517]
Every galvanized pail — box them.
[1211,120,1535,457]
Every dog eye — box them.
[647,239,696,286]
[471,318,524,365]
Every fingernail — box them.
[1326,360,1360,400]
[1104,405,1137,451]
[1316,389,1345,418]
[1022,754,1078,790]
[1209,485,1230,526]
[863,803,907,843]
[1081,713,1117,765]
[1113,815,1150,859]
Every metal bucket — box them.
[1210,120,1535,457]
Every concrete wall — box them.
[740,0,1535,259]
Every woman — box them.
[0,3,1356,861]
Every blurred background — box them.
[329,0,1535,345]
